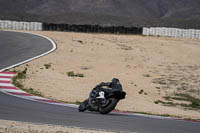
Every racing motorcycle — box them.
[78,85,126,114]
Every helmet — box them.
[111,78,119,84]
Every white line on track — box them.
[27,96,48,100]
[0,73,15,76]
[0,83,14,87]
[0,89,24,93]
[0,78,11,81]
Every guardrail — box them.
[0,20,42,31]
[0,20,200,39]
[143,27,200,39]
[0,20,143,34]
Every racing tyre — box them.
[99,98,118,114]
[78,99,88,112]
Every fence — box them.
[0,20,42,31]
[0,20,142,34]
[42,23,143,34]
[0,20,200,39]
[143,27,200,39]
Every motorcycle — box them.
[78,86,126,114]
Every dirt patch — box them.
[9,30,200,119]
[0,120,115,133]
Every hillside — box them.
[0,0,200,28]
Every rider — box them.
[90,78,123,99]
[87,78,123,111]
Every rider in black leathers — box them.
[95,78,122,92]
[88,78,123,110]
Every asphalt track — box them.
[0,31,200,133]
[0,31,55,71]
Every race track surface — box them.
[0,31,54,70]
[0,31,200,133]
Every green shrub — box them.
[44,63,51,69]
[12,68,43,97]
[162,93,200,109]
[67,71,84,77]
[139,89,144,94]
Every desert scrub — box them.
[138,89,144,94]
[143,74,151,77]
[44,63,52,69]
[154,100,175,106]
[12,68,27,88]
[172,93,200,109]
[12,68,43,97]
[67,71,84,77]
[157,93,200,110]
[27,88,43,97]
[138,89,148,95]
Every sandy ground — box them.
[8,30,200,119]
[0,120,115,133]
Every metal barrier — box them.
[0,20,42,31]
[1,20,199,39]
[143,27,200,39]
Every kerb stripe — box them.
[7,92,33,96]
[0,76,12,78]
[0,81,11,84]
[0,86,19,90]
[0,72,16,74]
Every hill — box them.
[0,0,200,28]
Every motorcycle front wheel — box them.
[78,99,88,112]
[99,98,118,114]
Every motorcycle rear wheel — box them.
[99,98,118,114]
